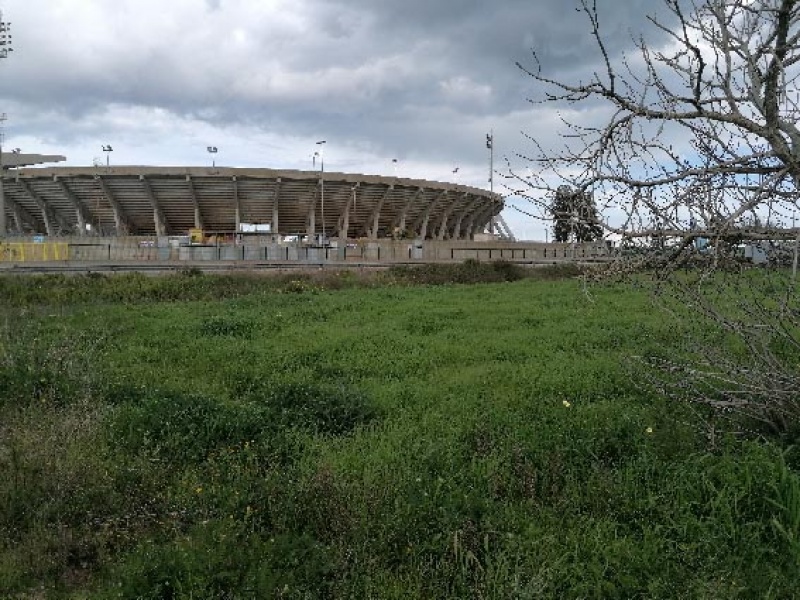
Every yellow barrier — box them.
[0,243,69,262]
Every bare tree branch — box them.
[513,0,800,249]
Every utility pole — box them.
[486,131,494,235]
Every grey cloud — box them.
[1,0,679,181]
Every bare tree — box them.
[511,0,800,438]
[512,0,800,263]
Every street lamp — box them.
[315,140,326,244]
[101,145,113,167]
[207,146,218,168]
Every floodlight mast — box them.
[207,146,218,168]
[0,10,12,237]
[316,140,326,244]
[486,130,494,234]
[0,112,6,237]
[0,10,11,59]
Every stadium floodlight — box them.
[207,146,218,167]
[0,12,12,60]
[0,10,10,236]
[316,140,326,244]
[102,145,113,167]
[0,113,5,237]
[487,130,494,233]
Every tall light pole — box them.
[102,144,113,167]
[0,113,6,237]
[207,146,218,168]
[315,140,326,244]
[486,131,494,234]
[0,12,12,237]
[0,10,11,60]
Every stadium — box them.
[0,161,509,242]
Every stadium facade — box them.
[0,165,505,241]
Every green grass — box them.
[0,269,798,598]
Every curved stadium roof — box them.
[0,166,503,239]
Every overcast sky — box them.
[0,0,665,240]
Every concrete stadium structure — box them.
[0,165,505,241]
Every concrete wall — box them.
[0,236,612,264]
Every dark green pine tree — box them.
[549,186,604,242]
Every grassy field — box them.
[1,266,798,598]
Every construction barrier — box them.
[0,242,69,262]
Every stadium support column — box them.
[367,184,393,238]
[469,202,496,238]
[140,175,169,237]
[272,178,281,238]
[307,184,318,241]
[55,177,89,236]
[390,187,424,237]
[451,195,481,240]
[413,190,447,240]
[186,175,204,230]
[17,179,58,235]
[4,195,37,233]
[96,176,130,235]
[435,192,466,240]
[232,176,240,235]
[339,183,358,239]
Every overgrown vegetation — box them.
[0,261,576,308]
[1,266,798,598]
